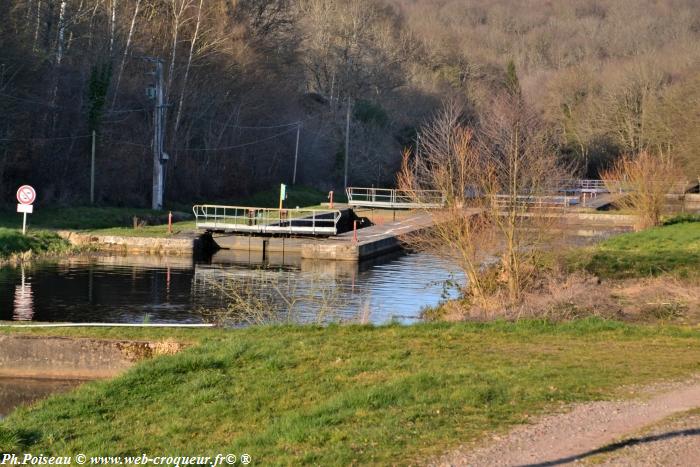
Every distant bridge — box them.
[346,187,445,209]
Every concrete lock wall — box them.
[58,231,213,255]
[0,335,161,379]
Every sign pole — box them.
[16,185,36,235]
[90,130,96,204]
[292,122,300,185]
[344,97,351,190]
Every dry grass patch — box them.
[432,273,700,324]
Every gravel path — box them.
[594,409,700,466]
[434,377,700,467]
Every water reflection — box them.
[0,224,632,326]
[0,251,462,325]
[12,265,34,321]
[0,378,82,418]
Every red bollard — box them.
[168,211,173,234]
[353,220,358,243]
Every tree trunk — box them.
[174,0,202,135]
[110,0,118,56]
[112,0,141,109]
[33,0,41,51]
[55,0,67,65]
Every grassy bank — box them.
[570,219,700,278]
[2,320,700,463]
[0,228,71,261]
[0,186,336,239]
[85,220,197,238]
[0,207,168,231]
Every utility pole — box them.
[292,122,301,185]
[90,130,96,204]
[344,97,351,190]
[145,57,166,210]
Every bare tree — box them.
[173,0,202,135]
[479,94,566,302]
[601,150,684,230]
[398,100,497,307]
[399,96,568,310]
[111,0,141,109]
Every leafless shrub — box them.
[399,96,569,309]
[479,94,569,302]
[198,270,349,326]
[443,268,700,323]
[398,100,498,307]
[600,150,684,229]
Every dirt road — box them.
[435,377,700,466]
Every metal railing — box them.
[346,187,446,209]
[492,195,580,209]
[193,205,342,235]
[557,179,609,193]
[558,178,690,195]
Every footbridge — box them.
[346,187,445,209]
[193,205,342,236]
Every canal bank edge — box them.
[55,211,639,260]
[57,230,214,256]
[0,334,183,380]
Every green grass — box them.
[89,221,198,238]
[2,320,700,464]
[569,221,700,278]
[663,213,700,226]
[0,207,168,231]
[0,228,71,260]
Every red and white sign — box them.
[16,185,36,205]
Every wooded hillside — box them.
[1,0,698,206]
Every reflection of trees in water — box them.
[195,268,367,326]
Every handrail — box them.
[557,179,608,192]
[491,194,579,208]
[192,205,342,235]
[346,187,446,208]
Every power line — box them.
[181,127,298,152]
[190,114,300,130]
[0,134,92,142]
[105,107,146,115]
[0,92,145,116]
[101,138,149,148]
[190,109,326,131]
[103,124,299,152]
[0,92,62,109]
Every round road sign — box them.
[17,185,36,205]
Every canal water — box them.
[0,251,463,325]
[0,229,624,416]
[0,378,82,419]
[0,251,463,416]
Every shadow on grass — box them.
[0,427,42,453]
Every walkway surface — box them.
[581,193,623,210]
[334,212,436,244]
[434,377,700,466]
